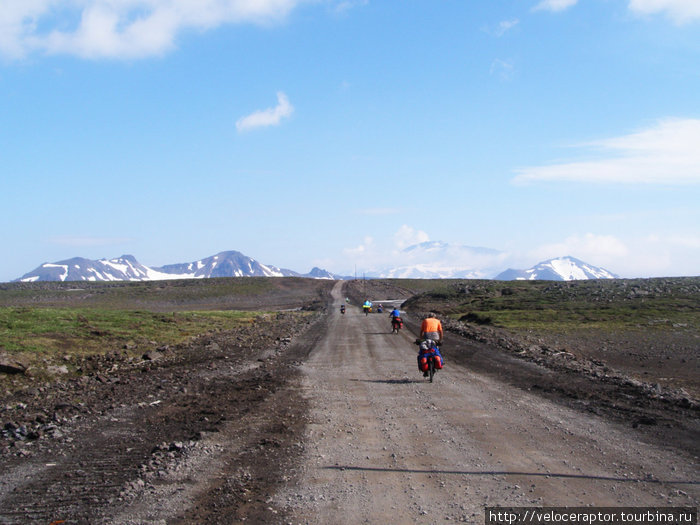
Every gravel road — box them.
[276,282,698,524]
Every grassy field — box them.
[0,306,269,384]
[0,307,260,356]
[0,277,332,382]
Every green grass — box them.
[0,306,260,357]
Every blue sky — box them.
[1,0,699,281]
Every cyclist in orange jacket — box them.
[420,312,443,344]
[417,313,444,377]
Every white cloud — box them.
[621,234,700,277]
[393,225,429,250]
[343,236,375,257]
[0,0,305,59]
[340,226,428,272]
[530,233,629,263]
[513,118,700,185]
[628,0,700,24]
[496,19,519,36]
[532,0,578,13]
[236,91,294,132]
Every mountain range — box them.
[15,251,337,283]
[14,249,618,283]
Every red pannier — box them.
[418,354,429,372]
[417,350,443,371]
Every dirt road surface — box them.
[276,282,698,523]
[0,280,697,524]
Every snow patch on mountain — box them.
[16,256,154,283]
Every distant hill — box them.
[495,256,619,281]
[305,267,337,280]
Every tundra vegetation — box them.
[0,277,333,391]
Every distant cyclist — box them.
[389,307,402,333]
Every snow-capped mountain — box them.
[152,251,297,279]
[495,256,619,281]
[16,251,332,282]
[368,242,507,279]
[16,255,159,282]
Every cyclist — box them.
[417,337,443,377]
[389,307,402,333]
[418,312,444,377]
[420,312,443,345]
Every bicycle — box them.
[416,339,443,383]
